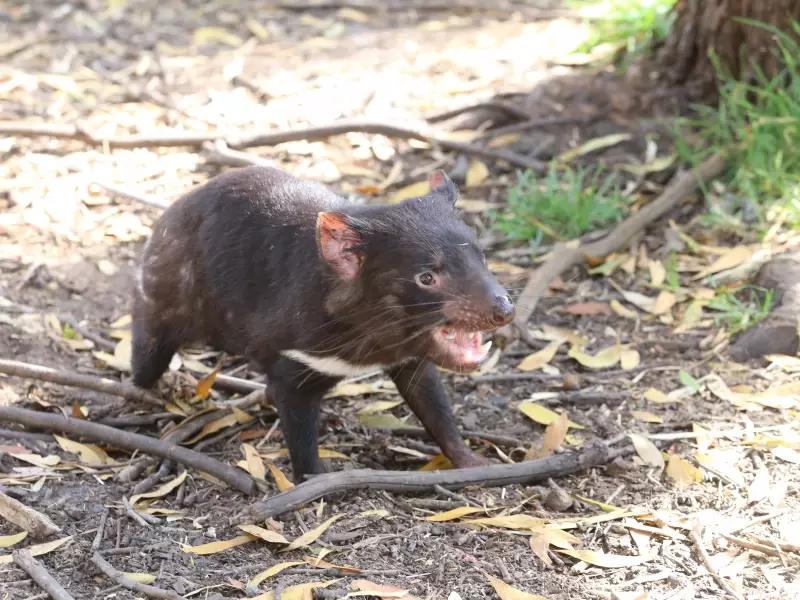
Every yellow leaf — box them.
[772,447,800,464]
[629,434,664,468]
[184,409,253,444]
[93,337,132,371]
[0,531,27,548]
[619,153,677,175]
[266,463,295,493]
[302,555,360,573]
[282,514,344,553]
[610,299,640,320]
[444,130,480,142]
[571,495,620,513]
[529,533,551,565]
[9,453,60,467]
[680,300,705,327]
[245,19,270,40]
[108,314,132,328]
[390,181,430,203]
[328,381,395,399]
[567,344,620,370]
[693,246,753,280]
[485,573,548,600]
[130,471,188,507]
[466,160,490,186]
[195,366,220,399]
[557,549,656,567]
[518,341,562,371]
[237,524,289,545]
[519,403,584,430]
[651,291,677,316]
[463,515,545,530]
[620,349,640,370]
[539,325,588,347]
[418,453,453,471]
[695,451,746,487]
[193,27,243,47]
[630,410,662,424]
[530,526,582,549]
[357,413,410,429]
[350,579,419,599]
[122,572,156,584]
[487,260,528,275]
[557,133,632,163]
[528,411,568,459]
[487,133,521,147]
[243,443,266,481]
[356,399,404,414]
[252,579,340,600]
[644,388,673,404]
[423,506,484,522]
[617,289,657,313]
[246,561,305,587]
[0,536,72,565]
[665,454,701,490]
[54,435,114,464]
[336,7,370,23]
[183,535,256,555]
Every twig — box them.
[494,152,728,344]
[0,492,61,539]
[0,359,162,407]
[206,374,265,395]
[0,406,257,495]
[373,425,525,448]
[720,533,784,558]
[0,120,547,172]
[474,114,601,141]
[723,509,789,535]
[746,534,799,554]
[201,140,273,168]
[57,316,116,352]
[98,413,177,427]
[242,441,611,521]
[91,181,170,210]
[689,526,745,600]
[645,424,795,442]
[123,497,157,527]
[426,100,531,124]
[92,508,110,551]
[91,552,186,600]
[12,549,76,600]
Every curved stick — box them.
[13,549,76,600]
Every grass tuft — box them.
[706,286,774,336]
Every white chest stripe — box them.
[281,350,384,378]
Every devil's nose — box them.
[490,293,515,325]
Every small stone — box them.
[562,373,581,390]
[544,487,573,511]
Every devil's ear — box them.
[429,170,458,206]
[317,212,363,280]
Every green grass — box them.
[676,19,800,236]
[706,286,774,335]
[492,166,628,244]
[568,0,677,66]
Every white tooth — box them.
[446,331,457,340]
[480,341,492,353]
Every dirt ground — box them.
[1,1,798,599]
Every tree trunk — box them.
[658,0,800,99]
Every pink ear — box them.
[317,212,362,280]
[429,170,448,190]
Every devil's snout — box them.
[490,293,515,326]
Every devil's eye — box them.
[417,272,435,286]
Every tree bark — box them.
[658,0,800,99]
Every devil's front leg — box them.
[387,359,489,468]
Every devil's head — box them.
[315,170,515,372]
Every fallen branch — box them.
[242,440,611,521]
[689,526,745,600]
[0,406,257,495]
[375,425,525,449]
[0,119,546,172]
[91,181,170,210]
[0,492,61,539]
[494,152,728,344]
[0,359,162,407]
[721,533,784,558]
[201,140,273,168]
[91,507,110,552]
[426,100,531,124]
[91,552,186,600]
[13,549,76,600]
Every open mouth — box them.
[431,325,494,371]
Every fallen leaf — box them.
[357,413,410,429]
[616,288,657,313]
[252,579,340,600]
[282,514,344,553]
[242,443,266,481]
[529,533,552,565]
[568,344,620,370]
[97,260,118,276]
[266,463,295,493]
[466,160,490,186]
[463,515,545,530]
[54,435,114,465]
[692,246,753,280]
[93,337,132,371]
[424,507,485,522]
[644,388,673,404]
[130,471,188,507]
[247,561,305,587]
[245,19,270,40]
[418,454,453,471]
[648,260,666,286]
[557,133,631,163]
[0,536,72,565]
[302,555,361,573]
[337,7,370,22]
[122,572,156,584]
[519,403,584,430]
[485,573,548,600]
[629,434,664,468]
[695,450,746,487]
[530,526,581,549]
[556,549,655,567]
[193,26,243,46]
[0,531,27,548]
[610,299,640,319]
[518,341,562,372]
[329,381,395,399]
[487,133,522,147]
[184,409,254,444]
[529,411,568,459]
[390,181,430,203]
[563,302,611,316]
[772,447,800,464]
[748,466,771,503]
[195,366,220,399]
[237,524,289,545]
[620,349,640,370]
[652,291,677,315]
[665,454,701,490]
[678,370,701,393]
[183,535,256,555]
[631,411,663,424]
[539,325,588,347]
[356,399,404,414]
[108,314,132,328]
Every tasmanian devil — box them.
[131,165,515,481]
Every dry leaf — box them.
[463,515,545,530]
[567,344,620,370]
[195,366,220,399]
[237,524,289,545]
[423,507,484,522]
[357,413,410,429]
[185,409,254,444]
[563,302,611,316]
[644,388,673,404]
[518,341,562,372]
[539,325,588,347]
[93,337,132,371]
[652,291,677,315]
[337,7,370,22]
[772,447,800,464]
[529,533,552,565]
[465,160,490,186]
[529,411,568,459]
[530,526,581,549]
[665,454,701,490]
[242,443,266,481]
[282,514,344,553]
[747,466,770,504]
[245,19,270,40]
[54,435,114,465]
[557,549,655,567]
[0,536,72,565]
[0,531,27,548]
[193,26,243,46]
[390,181,430,203]
[519,403,584,429]
[418,454,453,471]
[631,411,663,424]
[557,133,631,163]
[356,399,404,414]
[695,450,746,487]
[485,573,548,600]
[610,299,640,320]
[302,555,360,573]
[252,579,340,600]
[247,561,305,587]
[266,463,295,493]
[9,453,60,467]
[693,246,753,280]
[648,260,666,286]
[183,535,256,555]
[620,349,640,370]
[629,434,664,468]
[329,381,395,399]
[130,471,188,507]
[122,572,156,584]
